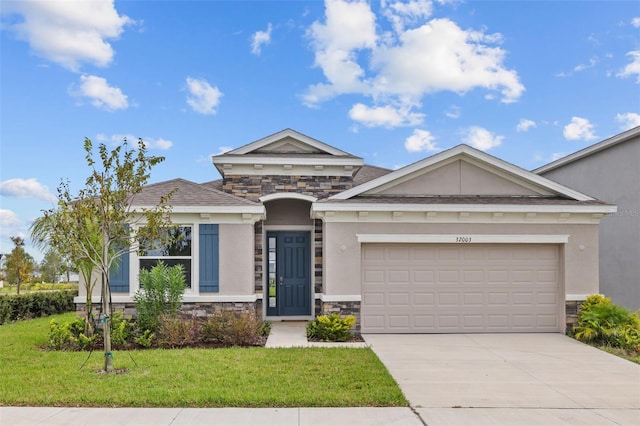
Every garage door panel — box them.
[361,244,560,333]
[413,293,435,306]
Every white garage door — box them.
[361,244,560,333]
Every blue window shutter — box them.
[199,224,219,292]
[109,251,130,293]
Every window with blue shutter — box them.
[199,224,219,292]
[109,251,130,293]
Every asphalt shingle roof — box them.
[132,178,259,207]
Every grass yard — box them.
[0,313,407,408]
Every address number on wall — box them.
[455,236,472,243]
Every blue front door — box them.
[266,231,311,316]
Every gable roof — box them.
[224,128,357,156]
[211,128,364,176]
[534,126,640,174]
[330,144,597,202]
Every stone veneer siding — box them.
[254,221,263,294]
[314,219,323,295]
[320,301,362,331]
[565,300,585,335]
[222,175,354,201]
[76,301,260,321]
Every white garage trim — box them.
[361,243,561,333]
[316,294,362,302]
[357,234,569,244]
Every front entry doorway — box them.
[266,231,311,316]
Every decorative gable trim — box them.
[330,145,596,202]
[226,128,354,156]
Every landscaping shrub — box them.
[0,290,77,324]
[133,261,186,333]
[200,310,268,347]
[156,315,201,348]
[307,313,356,342]
[573,294,640,352]
[48,317,97,351]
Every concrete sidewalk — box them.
[0,407,423,426]
[265,321,367,348]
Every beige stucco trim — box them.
[317,294,362,302]
[313,208,614,225]
[211,162,360,177]
[356,234,570,244]
[566,294,599,301]
[312,203,616,214]
[260,193,317,203]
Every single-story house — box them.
[535,126,640,311]
[78,129,616,333]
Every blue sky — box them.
[1,0,639,261]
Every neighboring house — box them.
[535,126,640,311]
[78,129,615,333]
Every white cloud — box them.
[615,112,640,130]
[371,18,524,103]
[1,0,132,71]
[382,0,434,33]
[303,0,377,105]
[445,105,461,119]
[216,146,233,155]
[303,1,524,128]
[460,126,503,151]
[251,23,273,55]
[185,77,223,115]
[618,51,640,83]
[404,129,439,152]
[349,103,424,127]
[563,116,597,141]
[96,134,173,150]
[0,178,57,202]
[0,209,21,228]
[573,56,598,72]
[73,75,129,111]
[516,119,536,132]
[632,17,640,28]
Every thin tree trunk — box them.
[101,271,113,372]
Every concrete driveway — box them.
[364,333,640,425]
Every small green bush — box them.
[48,317,96,351]
[134,329,155,348]
[133,262,186,333]
[109,312,133,347]
[0,290,77,324]
[307,313,356,342]
[573,295,640,352]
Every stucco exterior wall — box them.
[218,223,255,295]
[322,221,599,299]
[374,160,541,196]
[264,199,313,226]
[540,139,640,310]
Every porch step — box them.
[265,321,309,348]
[265,321,368,348]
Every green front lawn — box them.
[0,313,407,407]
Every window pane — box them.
[139,226,192,256]
[140,259,192,288]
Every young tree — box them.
[40,248,63,283]
[33,138,173,372]
[4,236,35,294]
